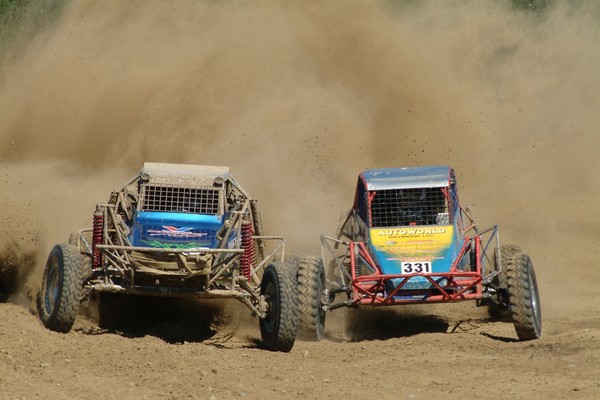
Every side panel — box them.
[129,211,224,249]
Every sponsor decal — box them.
[377,227,447,236]
[147,226,207,239]
[371,226,454,255]
[386,256,444,261]
[140,240,209,249]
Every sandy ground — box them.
[2,1,600,399]
[0,300,599,400]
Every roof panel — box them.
[361,166,452,190]
[141,162,231,185]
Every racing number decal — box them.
[401,261,431,274]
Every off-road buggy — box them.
[38,163,298,351]
[297,166,541,341]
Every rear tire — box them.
[297,257,326,341]
[259,262,298,352]
[506,253,542,340]
[68,231,93,279]
[68,232,78,246]
[37,244,84,333]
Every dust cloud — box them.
[1,0,599,304]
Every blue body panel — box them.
[353,166,466,299]
[129,211,224,249]
[367,225,465,292]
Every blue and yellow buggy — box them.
[296,166,541,342]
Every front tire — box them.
[488,244,521,320]
[259,262,298,352]
[297,257,326,341]
[506,253,542,340]
[37,244,84,333]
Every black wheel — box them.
[488,244,521,320]
[37,244,84,333]
[297,257,326,341]
[68,232,93,280]
[259,262,298,352]
[506,253,542,340]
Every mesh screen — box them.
[370,188,448,227]
[141,185,221,214]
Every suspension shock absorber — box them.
[240,221,256,280]
[92,206,104,269]
[354,243,362,278]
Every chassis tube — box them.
[95,244,244,254]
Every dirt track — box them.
[0,299,598,400]
[1,1,600,399]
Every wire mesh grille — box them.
[141,185,221,214]
[370,187,448,227]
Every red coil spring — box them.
[240,221,256,280]
[92,208,104,268]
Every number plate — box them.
[400,261,432,274]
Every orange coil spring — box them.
[92,209,104,268]
[240,221,256,280]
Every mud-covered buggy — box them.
[38,163,298,351]
[297,166,541,341]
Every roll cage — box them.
[321,167,502,310]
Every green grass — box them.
[0,0,69,62]
[512,0,551,10]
